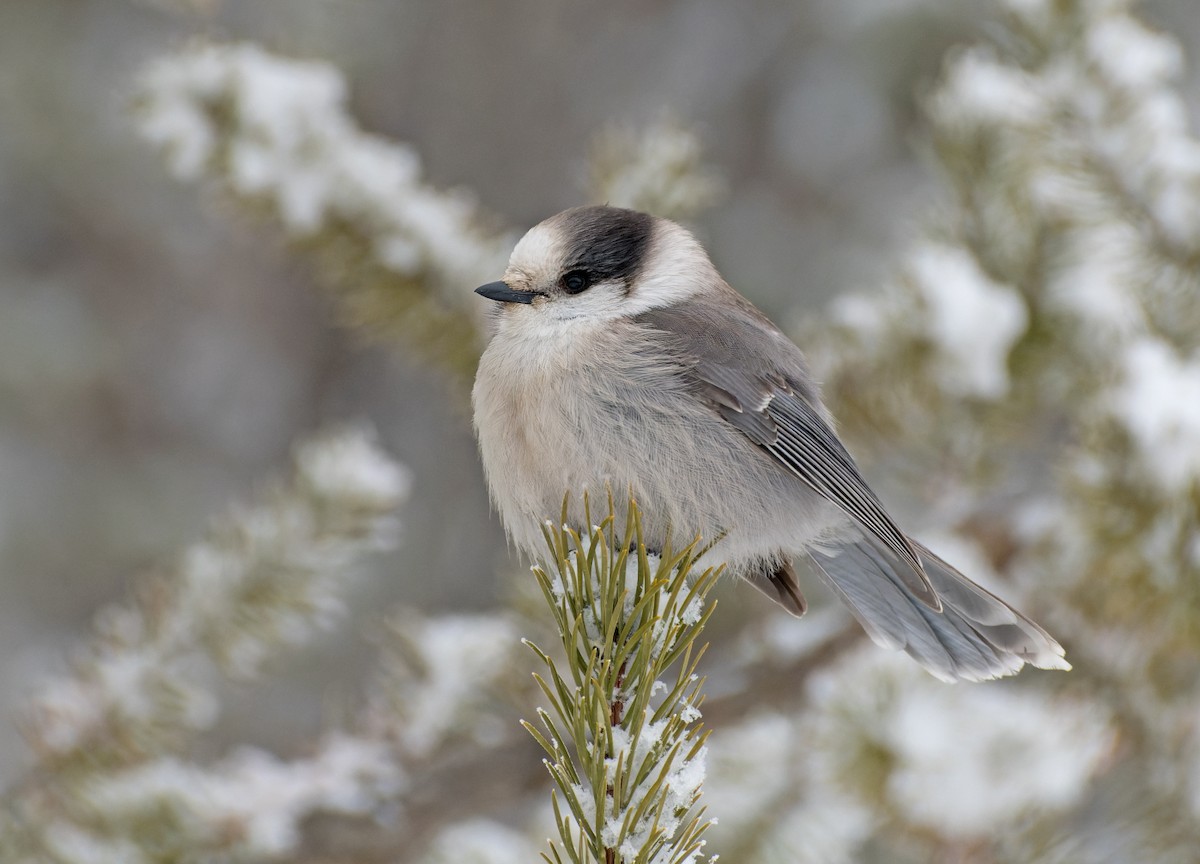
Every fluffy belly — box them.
[473,329,845,573]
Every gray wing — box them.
[636,291,938,609]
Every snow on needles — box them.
[966,5,1200,253]
[531,521,715,863]
[563,536,704,650]
[295,424,412,509]
[72,734,402,862]
[1082,14,1200,249]
[588,119,723,222]
[704,712,872,863]
[22,427,410,863]
[806,649,1114,839]
[27,425,407,761]
[907,243,1029,400]
[420,819,538,864]
[600,722,709,863]
[171,425,406,678]
[930,50,1046,129]
[832,242,1029,401]
[375,613,517,758]
[1110,338,1200,490]
[136,42,509,299]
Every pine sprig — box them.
[523,497,719,864]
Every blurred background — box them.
[1,1,1199,861]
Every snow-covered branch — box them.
[135,42,511,382]
[5,426,409,863]
[587,119,723,223]
[525,502,717,864]
[794,1,1200,859]
[16,4,1195,860]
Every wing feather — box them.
[766,393,936,605]
[636,299,937,608]
[633,293,1068,679]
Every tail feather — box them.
[743,561,808,617]
[808,535,1068,682]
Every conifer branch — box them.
[523,498,719,864]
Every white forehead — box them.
[506,221,566,278]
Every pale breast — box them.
[473,314,612,549]
[472,314,844,565]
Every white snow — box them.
[543,526,714,862]
[830,291,888,338]
[1111,338,1200,491]
[601,714,708,863]
[907,243,1029,399]
[702,713,795,830]
[29,644,219,759]
[25,425,406,766]
[1045,224,1145,333]
[769,794,873,864]
[136,43,509,302]
[421,819,538,864]
[807,648,1113,838]
[703,711,872,863]
[41,822,147,864]
[295,425,412,509]
[932,50,1047,128]
[589,120,721,221]
[388,614,517,758]
[1087,16,1182,92]
[559,535,704,652]
[886,684,1110,836]
[78,734,403,858]
[1068,10,1200,248]
[830,243,1029,402]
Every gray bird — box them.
[472,205,1068,682]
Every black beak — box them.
[474,281,541,304]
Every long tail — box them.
[807,536,1069,682]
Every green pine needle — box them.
[524,496,719,864]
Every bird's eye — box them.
[561,270,591,294]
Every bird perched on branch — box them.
[472,205,1068,682]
